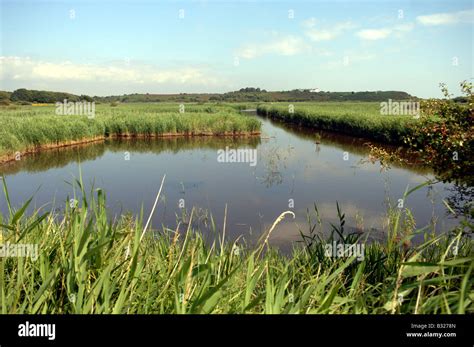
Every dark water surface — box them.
[0,113,460,252]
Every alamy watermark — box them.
[55,100,95,119]
[380,99,420,118]
[324,241,365,261]
[18,321,55,341]
[217,146,257,167]
[0,242,38,261]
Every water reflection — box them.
[444,184,473,221]
[0,115,461,253]
[0,136,261,175]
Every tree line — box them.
[0,87,418,104]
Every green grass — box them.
[0,103,261,160]
[0,178,472,314]
[257,102,418,144]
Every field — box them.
[257,102,418,144]
[0,103,261,162]
[1,179,472,314]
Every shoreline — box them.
[0,131,261,165]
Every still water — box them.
[0,113,459,252]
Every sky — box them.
[0,0,473,97]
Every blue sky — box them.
[0,0,472,97]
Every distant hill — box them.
[95,89,416,103]
[0,88,417,104]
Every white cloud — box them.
[237,35,310,59]
[356,28,392,40]
[0,56,219,86]
[304,21,355,41]
[356,23,414,40]
[416,9,474,26]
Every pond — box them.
[0,112,460,252]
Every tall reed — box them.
[0,178,472,314]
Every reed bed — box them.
[0,104,261,162]
[0,178,472,314]
[257,102,417,144]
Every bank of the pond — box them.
[0,132,262,164]
[1,183,472,314]
[0,110,261,164]
[257,103,417,145]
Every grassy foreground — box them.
[257,102,417,144]
[1,179,472,314]
[0,103,261,162]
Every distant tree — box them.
[10,88,84,103]
[11,89,32,102]
[80,94,94,102]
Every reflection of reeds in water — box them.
[260,114,432,175]
[256,144,294,188]
[0,136,261,175]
